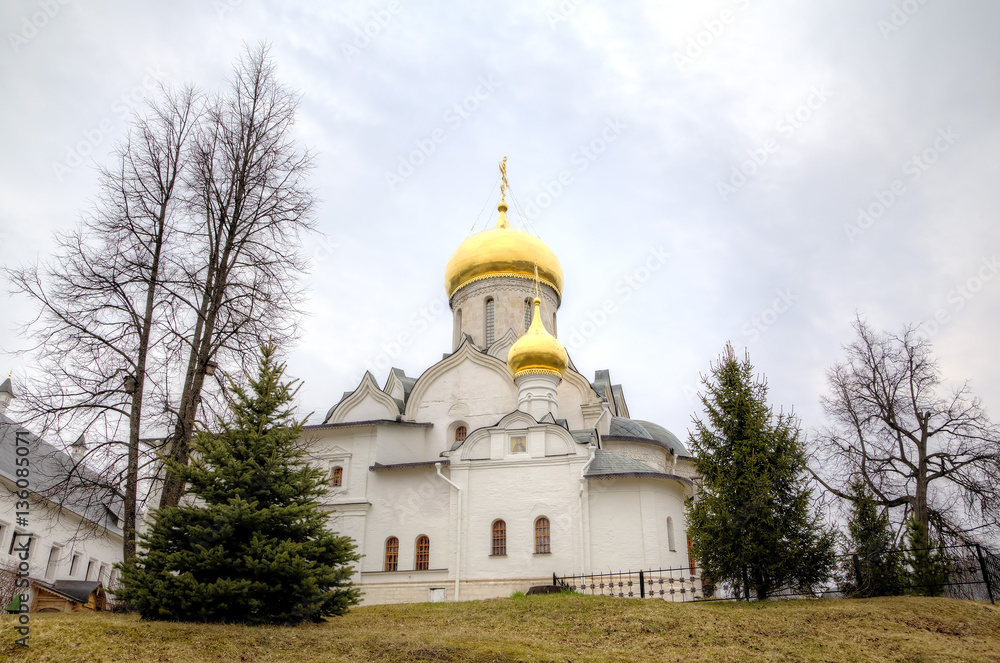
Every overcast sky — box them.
[2,0,999,444]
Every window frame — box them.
[534,516,551,554]
[45,545,61,579]
[415,535,430,571]
[330,465,344,487]
[484,297,495,346]
[384,536,399,572]
[491,519,507,557]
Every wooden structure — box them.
[31,580,106,612]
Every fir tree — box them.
[685,344,836,600]
[116,343,360,624]
[843,479,904,597]
[904,517,948,597]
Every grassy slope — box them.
[2,594,999,663]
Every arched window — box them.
[551,313,557,337]
[455,426,467,443]
[484,298,495,346]
[415,535,430,570]
[523,298,532,332]
[454,308,462,348]
[491,519,506,556]
[667,516,675,551]
[331,466,343,487]
[384,537,399,571]
[535,516,551,554]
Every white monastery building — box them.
[0,377,124,609]
[307,172,698,604]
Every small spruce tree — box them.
[116,343,360,624]
[686,344,836,600]
[904,517,948,597]
[843,479,904,597]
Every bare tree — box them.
[5,42,315,553]
[809,316,1000,545]
[157,43,314,508]
[4,86,200,560]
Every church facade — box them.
[306,184,698,604]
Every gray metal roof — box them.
[608,417,652,439]
[42,580,103,603]
[633,419,689,456]
[585,449,659,476]
[0,377,13,396]
[304,419,432,431]
[585,449,693,486]
[0,414,123,535]
[571,430,596,445]
[369,459,449,472]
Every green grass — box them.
[3,594,999,662]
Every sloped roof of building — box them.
[0,413,124,535]
[606,416,689,456]
[633,419,689,456]
[608,417,652,439]
[0,377,14,396]
[40,580,104,603]
[585,449,693,485]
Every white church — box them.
[307,172,699,604]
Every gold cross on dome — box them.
[499,156,508,202]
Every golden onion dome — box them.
[444,201,564,299]
[507,298,569,379]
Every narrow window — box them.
[45,546,61,578]
[687,534,696,575]
[86,559,95,581]
[99,564,109,583]
[535,517,551,554]
[70,553,81,577]
[0,523,7,554]
[384,537,399,571]
[523,298,531,332]
[491,519,506,556]
[9,533,32,557]
[415,535,430,570]
[455,426,467,443]
[485,298,495,346]
[551,313,557,337]
[454,308,463,348]
[331,466,343,487]
[667,517,676,551]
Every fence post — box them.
[975,544,995,605]
[553,572,558,587]
[639,570,645,598]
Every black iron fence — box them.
[553,544,998,604]
[841,543,996,604]
[553,567,704,602]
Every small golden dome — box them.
[444,203,564,298]
[507,298,569,379]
